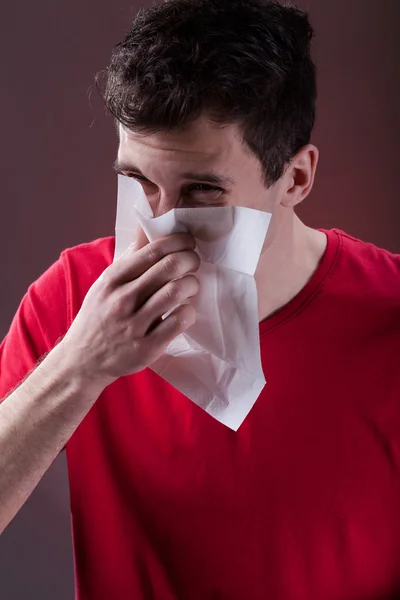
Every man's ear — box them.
[281,144,319,208]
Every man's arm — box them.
[0,231,200,535]
[0,341,104,535]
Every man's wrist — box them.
[40,340,109,404]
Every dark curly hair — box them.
[98,0,317,187]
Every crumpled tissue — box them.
[113,174,271,430]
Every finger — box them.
[130,250,201,310]
[138,274,200,332]
[109,232,196,287]
[145,303,197,360]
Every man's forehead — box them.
[117,120,242,156]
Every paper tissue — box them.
[113,174,271,430]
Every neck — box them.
[255,207,328,322]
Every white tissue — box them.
[114,174,271,430]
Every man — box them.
[0,0,399,598]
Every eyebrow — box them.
[113,159,235,187]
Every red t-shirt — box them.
[1,229,400,600]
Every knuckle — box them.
[165,281,182,304]
[173,304,195,329]
[162,254,180,277]
[146,242,164,264]
[109,291,129,316]
[96,267,113,290]
[130,336,143,357]
[172,311,186,329]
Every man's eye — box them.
[125,176,223,198]
[186,184,223,194]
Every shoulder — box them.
[314,230,400,352]
[30,235,116,313]
[324,229,400,339]
[0,237,116,401]
[58,236,116,320]
[23,235,115,338]
[60,235,115,277]
[332,229,400,295]
[22,235,115,332]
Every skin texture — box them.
[116,116,328,322]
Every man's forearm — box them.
[0,342,105,534]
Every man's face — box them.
[115,116,284,217]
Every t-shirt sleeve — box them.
[0,256,69,403]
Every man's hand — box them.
[62,233,200,389]
[0,233,199,533]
